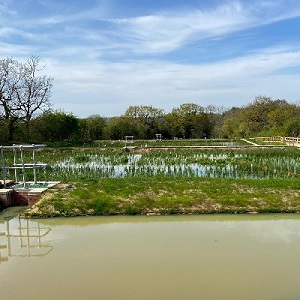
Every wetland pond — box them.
[1,210,300,300]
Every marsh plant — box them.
[27,148,300,182]
[22,147,300,217]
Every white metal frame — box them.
[155,134,162,142]
[124,136,134,147]
[0,144,47,188]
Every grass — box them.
[8,146,297,182]
[24,176,300,217]
[94,138,247,148]
[5,143,298,218]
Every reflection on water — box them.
[0,218,53,264]
[0,213,300,300]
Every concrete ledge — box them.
[0,181,60,209]
[12,182,60,193]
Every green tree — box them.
[30,110,79,142]
[205,105,226,138]
[221,115,243,138]
[79,115,106,141]
[266,102,299,135]
[103,116,145,140]
[124,105,165,139]
[284,117,300,137]
[165,103,211,139]
[240,96,274,135]
[220,96,300,138]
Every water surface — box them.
[0,213,300,300]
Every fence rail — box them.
[253,136,300,145]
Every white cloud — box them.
[2,0,300,116]
[102,2,253,54]
[0,42,36,58]
[4,0,300,58]
[99,1,300,55]
[45,45,300,116]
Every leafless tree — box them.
[0,58,22,141]
[17,56,53,139]
[0,56,53,141]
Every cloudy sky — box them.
[1,0,300,117]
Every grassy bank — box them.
[7,145,300,218]
[24,177,300,218]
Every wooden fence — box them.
[253,136,300,145]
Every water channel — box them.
[0,209,300,300]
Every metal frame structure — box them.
[0,144,47,188]
[155,134,162,142]
[124,136,134,147]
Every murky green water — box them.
[0,211,300,300]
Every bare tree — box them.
[0,56,53,141]
[17,56,53,139]
[0,58,22,141]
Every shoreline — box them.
[21,177,300,218]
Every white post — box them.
[0,146,6,188]
[13,144,18,183]
[32,144,37,184]
[20,145,26,188]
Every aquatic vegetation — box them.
[21,147,300,218]
[22,148,300,182]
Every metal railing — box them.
[0,144,47,188]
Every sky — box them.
[1,0,300,117]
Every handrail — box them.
[0,144,47,188]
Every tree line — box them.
[1,57,300,143]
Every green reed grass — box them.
[5,147,299,183]
[13,146,300,218]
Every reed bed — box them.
[20,147,300,217]
[29,148,299,181]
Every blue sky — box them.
[1,0,300,117]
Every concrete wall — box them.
[0,190,13,208]
[0,189,42,209]
[11,190,42,206]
